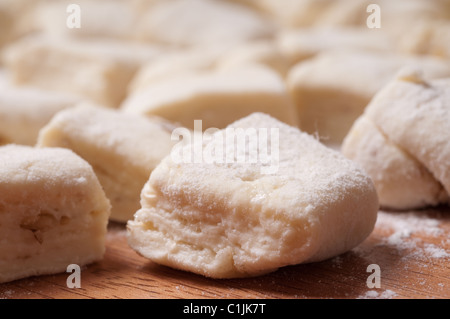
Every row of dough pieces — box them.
[2,33,450,147]
[1,0,450,46]
[1,70,449,282]
[1,0,450,147]
[1,0,449,282]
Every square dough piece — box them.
[0,145,110,284]
[122,65,298,130]
[3,36,163,107]
[287,50,450,145]
[37,103,176,222]
[0,80,83,145]
[127,113,378,278]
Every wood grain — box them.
[1,207,449,299]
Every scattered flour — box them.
[358,289,397,299]
[374,211,449,261]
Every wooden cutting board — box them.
[1,207,449,299]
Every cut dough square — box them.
[0,145,110,284]
[287,50,450,144]
[0,79,83,145]
[127,113,378,278]
[37,103,176,222]
[122,65,298,130]
[3,36,163,107]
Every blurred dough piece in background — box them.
[217,40,289,77]
[26,0,141,41]
[399,21,450,59]
[37,103,176,223]
[3,36,163,107]
[122,64,298,130]
[0,75,83,146]
[287,50,450,145]
[134,0,275,47]
[277,27,394,67]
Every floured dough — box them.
[342,115,448,210]
[37,103,176,222]
[365,70,450,197]
[0,81,83,145]
[342,69,450,210]
[287,49,450,144]
[127,113,378,278]
[135,0,274,47]
[0,145,110,284]
[122,65,298,130]
[3,36,163,107]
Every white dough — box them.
[287,49,450,144]
[342,115,448,210]
[37,103,176,222]
[3,36,163,107]
[122,65,298,130]
[0,80,83,145]
[135,0,274,47]
[0,145,110,283]
[127,113,378,278]
[365,70,450,197]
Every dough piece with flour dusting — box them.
[37,103,176,222]
[342,115,448,210]
[127,113,378,278]
[342,69,450,210]
[0,145,110,283]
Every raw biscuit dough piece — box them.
[287,50,450,144]
[135,0,274,47]
[342,115,448,210]
[0,145,110,284]
[0,81,83,145]
[3,36,162,107]
[37,103,176,222]
[365,70,450,197]
[127,113,378,278]
[122,65,298,130]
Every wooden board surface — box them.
[1,207,449,299]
